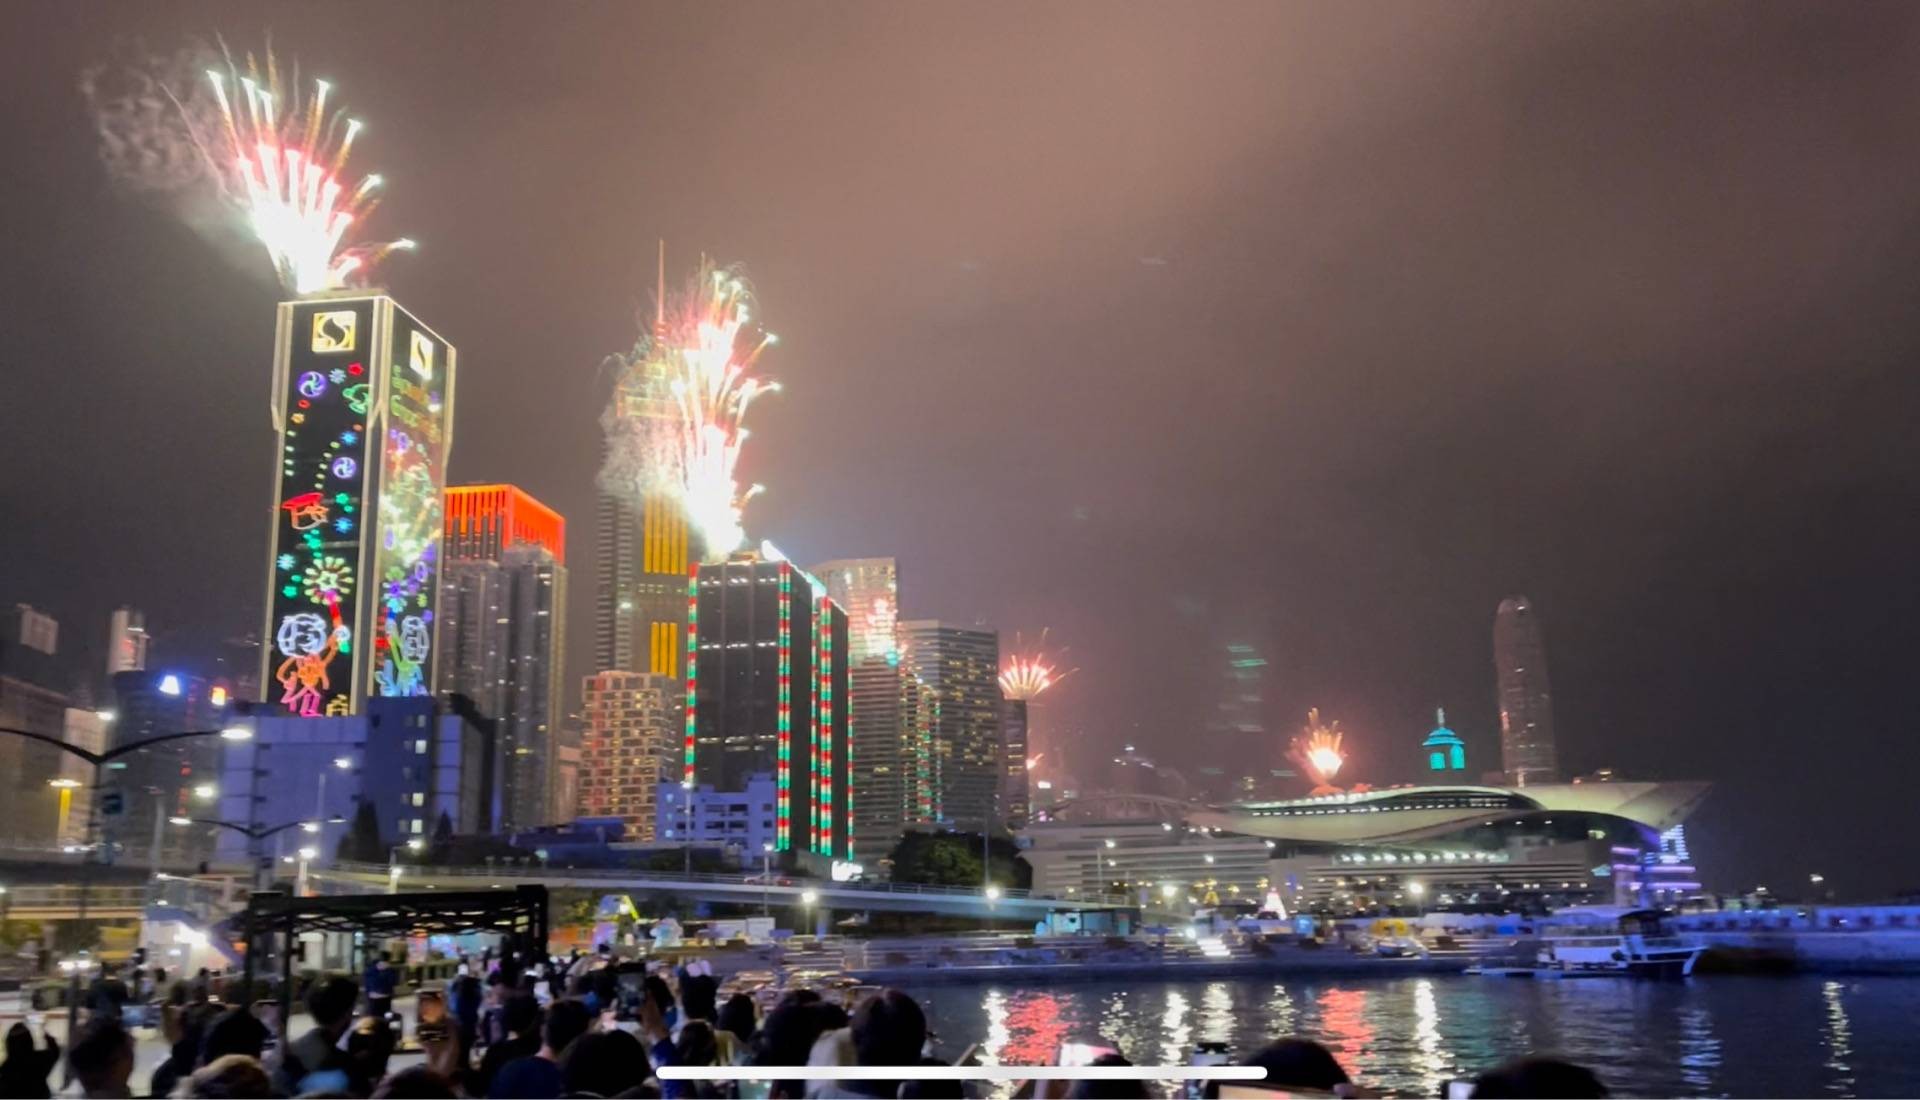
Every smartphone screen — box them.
[1059,1041,1120,1067]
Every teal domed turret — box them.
[1422,707,1466,772]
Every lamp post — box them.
[800,888,819,938]
[761,842,774,917]
[1,719,252,1045]
[1407,880,1427,917]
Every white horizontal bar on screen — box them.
[657,1066,1266,1081]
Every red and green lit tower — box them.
[685,551,851,859]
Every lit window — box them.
[411,818,424,834]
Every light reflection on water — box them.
[904,974,1920,1098]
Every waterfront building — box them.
[1198,779,1707,913]
[440,485,567,829]
[260,294,456,716]
[579,671,678,839]
[812,558,909,859]
[215,696,495,864]
[107,606,149,677]
[1021,816,1274,901]
[551,723,582,823]
[658,771,778,853]
[688,553,852,859]
[898,621,1001,835]
[1423,708,1467,773]
[1493,596,1558,786]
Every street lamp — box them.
[1407,881,1427,917]
[219,725,253,741]
[192,784,216,801]
[985,884,1002,904]
[761,842,774,916]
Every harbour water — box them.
[901,974,1920,1097]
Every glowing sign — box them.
[297,371,329,398]
[311,310,357,352]
[409,330,434,378]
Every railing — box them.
[4,885,150,911]
[323,861,1129,907]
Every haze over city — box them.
[6,0,1920,902]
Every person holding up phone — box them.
[273,976,362,1097]
[0,1019,60,1099]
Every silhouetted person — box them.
[1241,1039,1352,1094]
[274,975,360,1095]
[490,998,592,1099]
[0,1022,60,1099]
[1068,1053,1149,1100]
[475,994,542,1095]
[64,1018,134,1099]
[177,1054,274,1099]
[560,1030,653,1098]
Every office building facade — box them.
[999,695,1030,830]
[658,772,778,853]
[440,485,567,829]
[216,697,495,864]
[1493,596,1558,786]
[812,558,908,860]
[688,554,851,859]
[595,347,696,681]
[260,294,455,716]
[108,606,149,677]
[898,621,1001,834]
[579,671,678,839]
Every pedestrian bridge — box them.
[307,861,1129,920]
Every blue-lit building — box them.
[212,697,495,867]
[658,772,778,855]
[1422,708,1467,773]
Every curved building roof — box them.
[1188,781,1708,845]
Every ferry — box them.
[1472,906,1704,978]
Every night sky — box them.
[5,3,1918,896]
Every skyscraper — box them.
[999,695,1030,830]
[687,553,852,859]
[898,621,1001,834]
[110,668,227,865]
[107,606,148,677]
[812,558,907,861]
[595,341,695,680]
[1493,596,1558,786]
[261,294,455,716]
[440,485,568,829]
[579,671,677,838]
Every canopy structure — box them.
[237,886,549,1023]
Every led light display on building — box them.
[263,295,456,715]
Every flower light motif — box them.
[334,516,354,534]
[277,553,297,571]
[330,368,347,384]
[302,555,354,605]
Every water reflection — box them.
[1410,978,1452,1095]
[1822,979,1854,1096]
[905,975,1920,1098]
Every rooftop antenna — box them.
[654,238,666,340]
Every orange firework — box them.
[1289,708,1347,794]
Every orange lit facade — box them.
[445,484,566,563]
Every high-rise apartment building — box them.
[811,558,907,861]
[107,606,149,677]
[260,294,455,715]
[440,485,567,829]
[1493,596,1558,786]
[688,554,852,859]
[898,621,1001,834]
[0,606,74,847]
[579,671,677,838]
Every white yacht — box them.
[1534,906,1704,977]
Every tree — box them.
[337,802,385,864]
[887,831,1032,889]
[429,811,455,860]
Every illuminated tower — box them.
[595,246,697,681]
[261,294,456,716]
[1422,707,1467,773]
[440,485,567,829]
[812,558,906,861]
[898,621,1001,834]
[687,553,851,860]
[1493,596,1558,786]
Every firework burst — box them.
[1289,708,1347,793]
[85,37,411,293]
[602,254,779,561]
[999,629,1077,700]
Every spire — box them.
[1436,706,1446,728]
